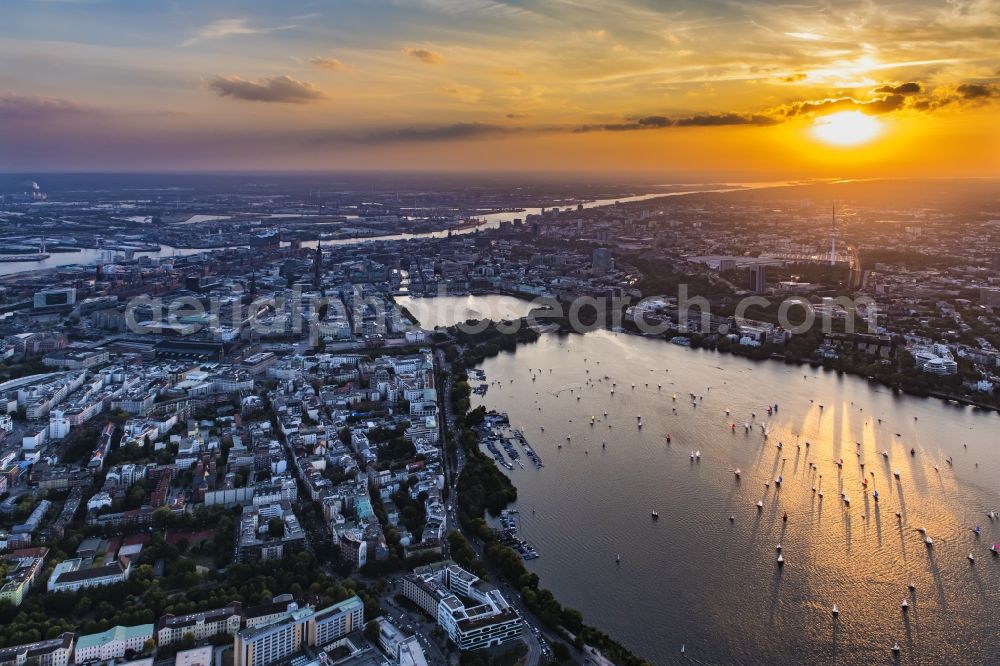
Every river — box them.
[466,327,1000,665]
[317,185,767,247]
[0,245,210,277]
[0,181,789,277]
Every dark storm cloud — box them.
[207,75,327,103]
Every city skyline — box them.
[2,0,999,176]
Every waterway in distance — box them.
[1,180,794,277]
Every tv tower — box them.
[829,204,837,266]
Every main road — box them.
[434,344,562,666]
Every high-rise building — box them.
[592,247,612,272]
[313,242,323,292]
[829,204,837,265]
[992,252,1000,272]
[750,264,767,293]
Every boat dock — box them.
[484,439,514,470]
[511,428,544,468]
[499,509,539,560]
[480,412,545,470]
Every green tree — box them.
[152,506,172,529]
[363,619,381,645]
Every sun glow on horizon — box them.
[811,111,883,147]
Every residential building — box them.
[74,625,153,664]
[0,548,48,607]
[12,500,50,535]
[233,596,363,666]
[157,603,243,646]
[236,502,307,563]
[47,557,131,593]
[0,633,75,666]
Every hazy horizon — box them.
[2,0,998,176]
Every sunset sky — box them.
[1,0,998,177]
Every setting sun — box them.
[811,111,883,146]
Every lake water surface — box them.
[470,328,1000,665]
[395,294,536,330]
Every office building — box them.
[375,619,428,666]
[402,563,521,652]
[33,288,76,309]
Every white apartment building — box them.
[47,557,131,593]
[233,596,363,666]
[74,624,153,663]
[0,633,75,666]
[157,603,243,646]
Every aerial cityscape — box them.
[1,2,999,666]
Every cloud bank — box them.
[207,75,327,104]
